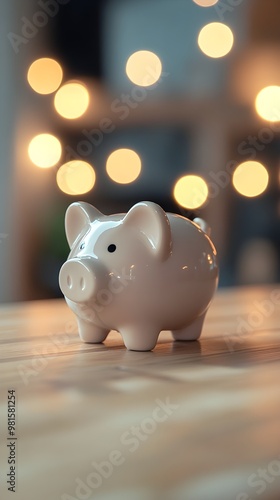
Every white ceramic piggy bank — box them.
[59,201,218,351]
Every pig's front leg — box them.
[120,326,160,351]
[172,312,206,341]
[77,317,110,343]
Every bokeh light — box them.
[27,58,63,94]
[28,133,62,168]
[232,161,269,197]
[255,86,280,122]
[126,50,162,87]
[173,175,209,209]
[106,149,142,184]
[198,22,234,58]
[54,82,89,119]
[192,0,219,6]
[56,161,96,195]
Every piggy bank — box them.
[59,201,218,351]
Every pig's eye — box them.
[107,244,116,253]
[79,242,85,250]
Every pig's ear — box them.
[65,202,103,248]
[123,202,172,260]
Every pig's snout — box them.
[59,258,105,303]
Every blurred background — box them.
[1,0,280,302]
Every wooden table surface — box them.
[1,285,280,500]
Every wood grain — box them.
[0,285,280,500]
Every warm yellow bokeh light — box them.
[193,0,219,6]
[126,51,162,87]
[28,134,62,168]
[56,161,96,195]
[54,82,89,119]
[198,22,234,58]
[255,86,280,122]
[233,161,269,198]
[27,58,63,94]
[173,175,209,209]
[106,149,142,184]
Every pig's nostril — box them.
[80,277,85,291]
[67,275,73,289]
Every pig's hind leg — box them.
[172,312,206,341]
